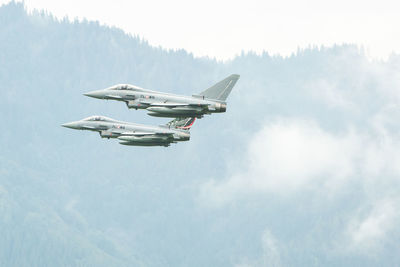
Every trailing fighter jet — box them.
[83,74,240,118]
[61,116,195,147]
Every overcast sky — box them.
[2,0,400,60]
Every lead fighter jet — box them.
[62,116,195,147]
[83,74,240,118]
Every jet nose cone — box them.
[61,122,80,129]
[61,122,72,128]
[83,89,105,99]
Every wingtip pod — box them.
[199,74,240,101]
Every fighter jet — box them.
[83,74,240,118]
[62,116,195,147]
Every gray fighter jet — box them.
[62,116,195,147]
[83,74,240,118]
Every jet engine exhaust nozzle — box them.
[215,103,227,112]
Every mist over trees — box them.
[1,2,400,266]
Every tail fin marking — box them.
[166,117,196,130]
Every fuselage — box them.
[84,85,227,118]
[62,116,190,147]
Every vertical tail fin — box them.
[199,74,240,101]
[166,117,196,130]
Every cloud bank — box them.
[199,56,400,264]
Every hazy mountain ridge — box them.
[1,1,400,266]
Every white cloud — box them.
[346,198,399,253]
[200,109,400,208]
[200,118,362,206]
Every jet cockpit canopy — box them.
[83,116,115,122]
[110,84,148,92]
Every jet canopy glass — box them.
[111,84,147,92]
[82,116,115,122]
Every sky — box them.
[1,0,400,60]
